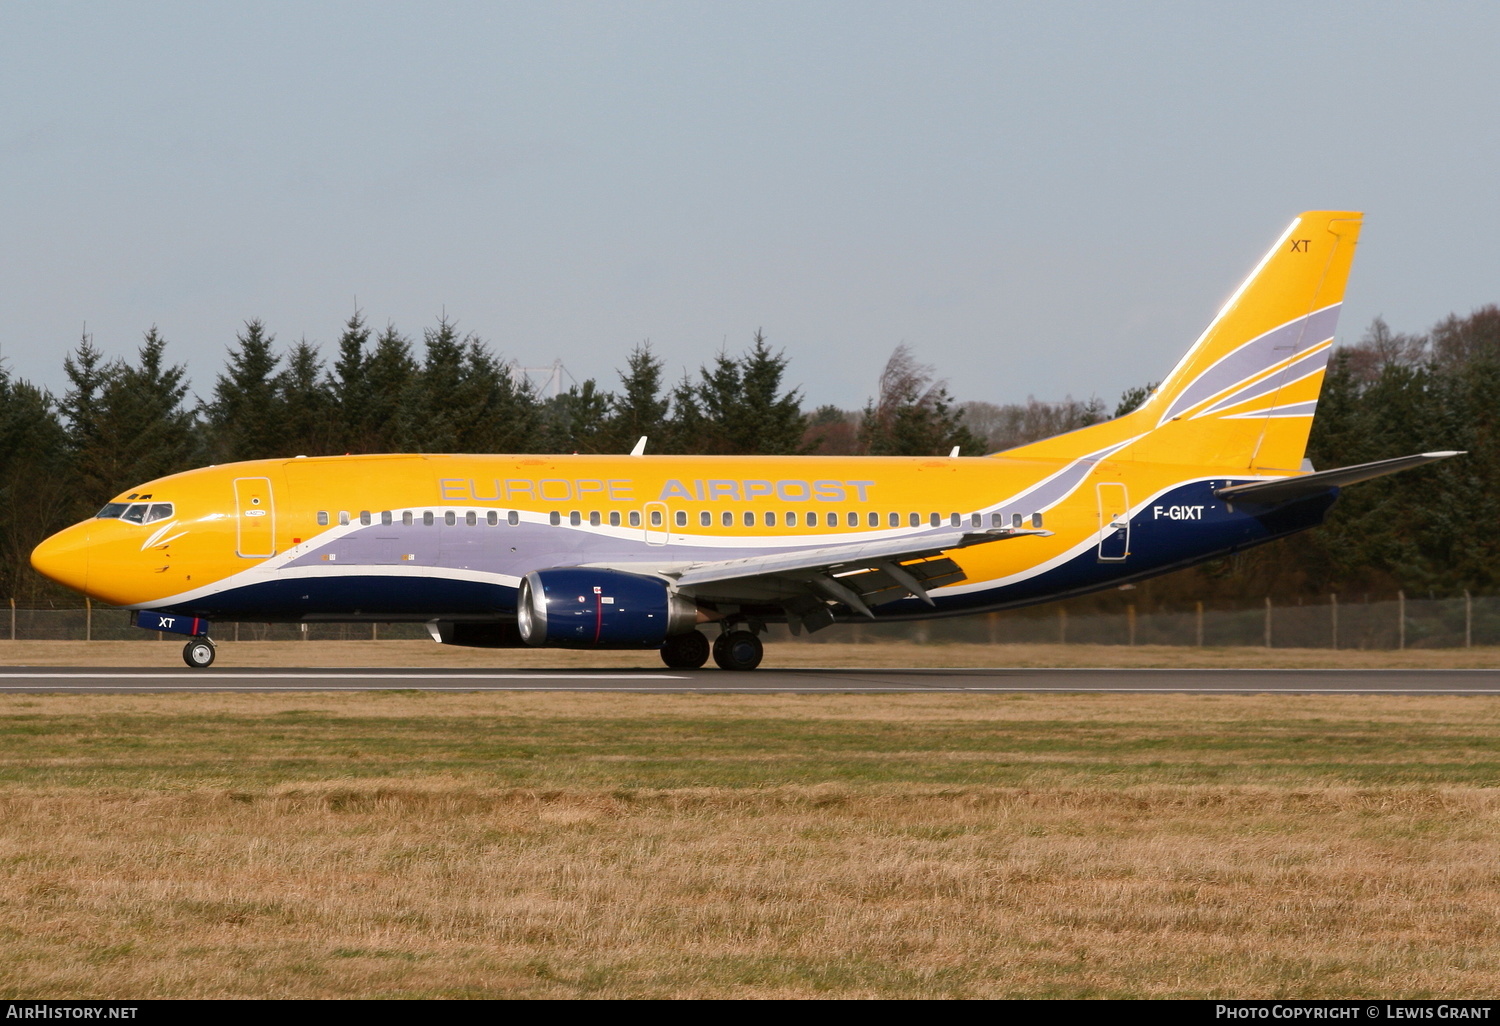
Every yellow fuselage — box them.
[29,446,1323,623]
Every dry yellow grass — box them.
[0,691,1498,997]
[7,783,1499,998]
[3,638,1499,668]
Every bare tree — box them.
[858,344,984,456]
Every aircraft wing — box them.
[1214,451,1463,504]
[662,526,1050,631]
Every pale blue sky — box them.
[3,1,1497,411]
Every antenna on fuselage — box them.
[630,436,648,457]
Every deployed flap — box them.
[666,527,1049,627]
[832,557,967,607]
[1214,451,1463,504]
[669,527,1049,589]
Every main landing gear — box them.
[713,628,763,672]
[660,629,711,669]
[182,637,216,669]
[658,623,765,671]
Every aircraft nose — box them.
[30,524,90,595]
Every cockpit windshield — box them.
[96,502,174,524]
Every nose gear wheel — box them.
[183,638,216,669]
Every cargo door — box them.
[234,477,277,558]
[1096,482,1129,562]
[376,536,403,564]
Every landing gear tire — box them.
[712,629,763,671]
[661,630,711,669]
[183,637,216,669]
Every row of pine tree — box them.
[2,307,1496,605]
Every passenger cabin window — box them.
[1032,512,1044,528]
[507,511,519,526]
[766,511,777,526]
[1012,513,1023,528]
[590,511,602,527]
[650,510,663,527]
[744,511,755,527]
[868,512,879,527]
[629,511,641,527]
[339,511,350,526]
[787,511,798,527]
[402,511,413,526]
[700,511,711,527]
[721,511,733,527]
[423,511,434,526]
[444,511,457,526]
[382,511,393,526]
[675,511,687,527]
[950,513,961,527]
[909,512,920,527]
[847,512,858,527]
[991,513,1003,527]
[317,511,329,526]
[609,511,621,527]
[569,511,581,526]
[486,511,498,526]
[929,513,940,527]
[890,512,900,527]
[360,511,371,526]
[971,513,981,528]
[549,511,561,526]
[466,511,477,526]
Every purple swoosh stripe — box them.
[1198,343,1332,417]
[1161,305,1341,422]
[1224,400,1319,420]
[984,439,1135,524]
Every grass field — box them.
[1,690,1499,998]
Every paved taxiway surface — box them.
[1,667,1499,694]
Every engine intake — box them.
[517,568,700,648]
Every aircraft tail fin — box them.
[998,211,1363,471]
[1125,210,1364,470]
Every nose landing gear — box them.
[182,637,216,669]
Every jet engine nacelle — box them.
[517,568,699,648]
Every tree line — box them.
[0,317,978,601]
[2,306,1496,605]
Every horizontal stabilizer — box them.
[1214,451,1463,504]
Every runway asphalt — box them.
[1,667,1499,694]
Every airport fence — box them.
[1,602,431,643]
[3,592,1496,649]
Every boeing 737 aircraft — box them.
[30,210,1459,669]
